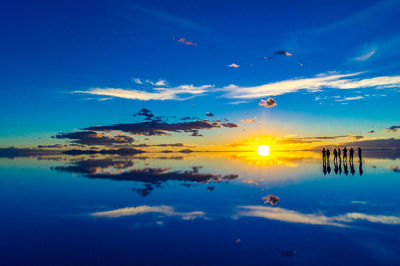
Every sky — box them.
[1,0,399,150]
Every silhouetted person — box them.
[350,160,355,175]
[326,149,330,162]
[349,148,354,161]
[344,161,348,175]
[343,147,347,161]
[338,148,341,162]
[333,149,338,163]
[359,162,363,176]
[322,148,326,162]
[358,147,362,162]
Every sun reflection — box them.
[257,145,270,157]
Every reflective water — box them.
[1,150,400,265]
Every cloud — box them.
[133,108,154,121]
[224,72,400,99]
[55,131,135,146]
[388,166,400,173]
[354,49,376,61]
[262,195,279,205]
[385,126,400,133]
[368,130,376,133]
[206,112,214,117]
[259,98,277,108]
[128,2,206,31]
[77,72,400,101]
[241,118,256,123]
[228,63,240,68]
[235,205,400,227]
[133,78,143,84]
[76,84,212,101]
[176,37,197,46]
[335,96,365,102]
[274,50,292,56]
[146,79,167,86]
[84,119,238,137]
[91,205,205,220]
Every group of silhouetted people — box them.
[322,147,362,163]
[321,147,363,176]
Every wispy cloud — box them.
[76,84,212,101]
[385,126,400,133]
[128,2,206,31]
[175,37,197,46]
[77,72,400,101]
[223,72,400,99]
[91,205,205,220]
[235,205,400,227]
[354,49,376,61]
[228,63,240,68]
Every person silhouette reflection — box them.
[358,147,362,162]
[343,147,347,161]
[343,160,349,175]
[334,160,338,174]
[338,160,342,175]
[327,160,331,174]
[350,160,355,175]
[359,161,363,176]
[349,148,354,162]
[323,160,327,175]
[333,149,338,163]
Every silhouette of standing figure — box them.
[322,148,326,162]
[349,148,354,161]
[326,149,330,162]
[358,147,362,162]
[333,149,338,163]
[343,147,347,161]
[338,148,341,162]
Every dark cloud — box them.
[368,130,375,134]
[274,50,292,56]
[206,112,214,117]
[84,119,239,137]
[291,135,364,140]
[180,116,198,121]
[259,98,277,108]
[388,166,400,173]
[262,195,279,205]
[320,138,400,150]
[54,158,239,196]
[386,126,400,133]
[55,131,135,146]
[133,108,154,121]
[62,148,144,156]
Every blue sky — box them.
[1,0,399,148]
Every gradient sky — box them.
[1,0,400,148]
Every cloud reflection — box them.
[91,205,205,220]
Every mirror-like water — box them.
[1,150,400,265]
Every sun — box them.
[257,145,270,157]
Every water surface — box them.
[1,150,400,265]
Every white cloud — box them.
[133,78,143,84]
[77,72,400,101]
[235,205,400,227]
[223,72,400,99]
[90,205,205,220]
[228,63,240,68]
[76,84,212,101]
[354,49,376,61]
